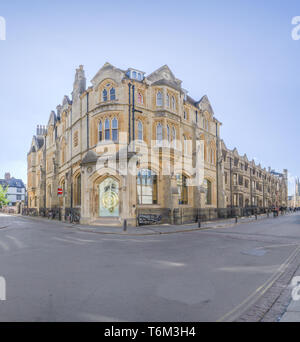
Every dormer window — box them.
[129,69,144,81]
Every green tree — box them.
[0,184,9,207]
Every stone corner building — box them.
[27,63,288,226]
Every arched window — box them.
[105,119,110,140]
[102,89,108,102]
[176,174,188,205]
[98,121,103,142]
[132,71,137,79]
[184,111,187,120]
[204,179,212,205]
[167,125,170,144]
[156,91,163,106]
[156,123,163,146]
[172,96,176,110]
[138,120,143,141]
[75,174,81,206]
[137,92,143,104]
[137,169,158,204]
[112,118,118,141]
[166,94,170,107]
[195,110,198,123]
[137,73,142,81]
[110,88,116,101]
[172,127,176,148]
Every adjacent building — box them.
[288,178,300,207]
[221,142,288,209]
[0,173,26,206]
[26,63,288,225]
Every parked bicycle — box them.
[68,211,80,224]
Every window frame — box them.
[137,169,158,205]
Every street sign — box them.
[57,188,63,196]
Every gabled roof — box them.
[62,95,72,107]
[91,62,125,86]
[48,110,57,126]
[29,135,44,154]
[0,178,25,189]
[146,65,182,88]
[196,95,214,115]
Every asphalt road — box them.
[0,212,300,322]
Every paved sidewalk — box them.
[18,212,273,235]
[280,265,300,322]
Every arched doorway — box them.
[99,177,119,217]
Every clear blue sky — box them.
[0,0,299,194]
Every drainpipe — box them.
[44,131,47,209]
[250,168,253,207]
[230,156,233,208]
[128,83,132,146]
[70,108,73,210]
[216,122,219,209]
[87,92,89,150]
[132,85,135,151]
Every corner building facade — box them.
[27,63,288,226]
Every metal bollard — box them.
[123,219,127,232]
[198,218,201,228]
[255,214,257,220]
[235,216,238,224]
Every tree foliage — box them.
[0,184,9,207]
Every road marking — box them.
[67,236,96,243]
[5,235,26,248]
[52,237,85,245]
[217,245,300,322]
[256,243,300,250]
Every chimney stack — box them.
[36,125,47,136]
[4,172,10,181]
